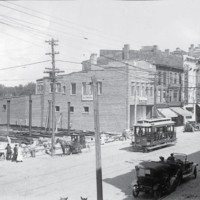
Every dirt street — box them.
[0,131,200,200]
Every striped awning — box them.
[169,107,193,117]
[158,108,178,118]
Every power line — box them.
[4,1,125,45]
[56,60,82,65]
[0,60,50,71]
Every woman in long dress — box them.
[16,145,23,162]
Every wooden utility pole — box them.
[29,95,32,136]
[45,38,64,156]
[67,102,71,134]
[47,100,52,134]
[134,88,137,125]
[7,99,10,134]
[153,73,158,118]
[92,75,103,200]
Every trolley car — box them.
[133,118,176,152]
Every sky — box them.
[0,0,200,86]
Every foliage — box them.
[0,82,36,98]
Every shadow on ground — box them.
[103,169,154,200]
[104,151,200,200]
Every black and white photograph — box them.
[0,0,200,200]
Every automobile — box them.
[132,153,198,199]
[186,120,200,131]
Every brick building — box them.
[0,60,156,133]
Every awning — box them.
[169,107,193,117]
[158,108,178,118]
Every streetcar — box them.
[133,118,176,152]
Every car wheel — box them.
[153,189,161,200]
[194,167,197,179]
[132,185,139,197]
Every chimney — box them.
[153,45,158,52]
[188,44,194,56]
[123,44,130,60]
[90,53,97,65]
[165,49,170,54]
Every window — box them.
[55,106,60,112]
[162,90,166,102]
[97,82,102,95]
[141,84,145,97]
[131,85,135,96]
[173,90,178,102]
[82,82,92,95]
[71,83,76,95]
[146,86,149,96]
[56,83,61,93]
[3,105,6,112]
[163,72,166,85]
[63,86,66,94]
[150,87,153,97]
[170,72,173,83]
[174,73,177,84]
[157,89,161,103]
[37,84,43,94]
[158,71,162,85]
[136,84,140,96]
[70,106,74,113]
[83,106,89,113]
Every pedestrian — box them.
[122,129,127,141]
[12,144,18,162]
[16,144,23,162]
[167,153,175,162]
[5,144,12,160]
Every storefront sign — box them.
[138,97,147,104]
[82,94,93,101]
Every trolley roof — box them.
[134,118,175,128]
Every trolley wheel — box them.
[132,185,139,197]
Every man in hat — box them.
[5,144,12,160]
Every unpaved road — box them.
[0,131,200,200]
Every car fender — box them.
[131,180,137,187]
[192,163,198,172]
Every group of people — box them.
[5,143,23,162]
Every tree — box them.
[0,82,36,98]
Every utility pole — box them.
[45,38,64,156]
[7,99,10,134]
[153,73,158,118]
[29,95,32,136]
[92,75,103,200]
[67,102,71,134]
[134,87,137,125]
